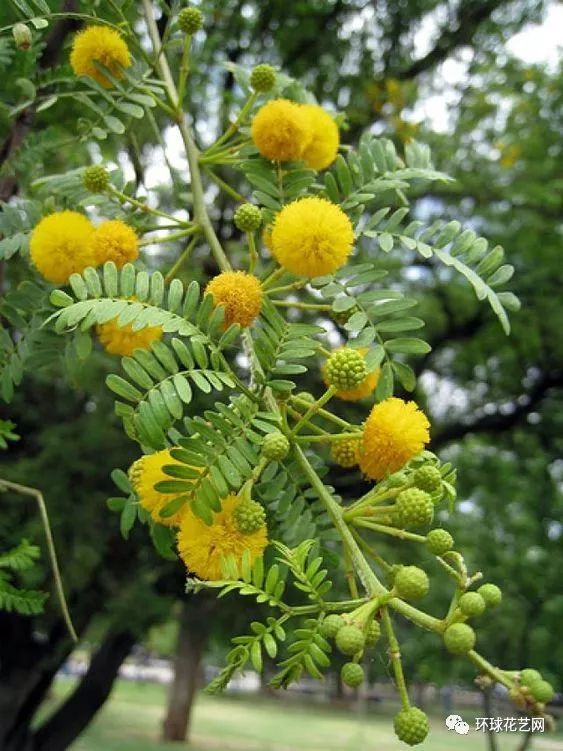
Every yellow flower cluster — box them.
[270,196,354,278]
[130,449,186,527]
[251,100,339,170]
[359,398,430,480]
[70,25,131,87]
[177,494,268,580]
[96,318,163,357]
[206,271,263,328]
[30,213,139,285]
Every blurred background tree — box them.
[1,1,561,749]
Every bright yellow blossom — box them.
[177,494,268,580]
[96,318,162,357]
[301,104,340,170]
[251,99,312,161]
[92,219,139,268]
[29,211,96,284]
[206,271,263,328]
[271,197,354,278]
[130,449,187,527]
[359,398,430,481]
[70,25,131,87]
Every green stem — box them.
[295,432,361,444]
[108,186,190,226]
[248,232,258,274]
[140,226,200,247]
[164,236,198,283]
[203,166,246,202]
[382,607,410,709]
[0,479,78,643]
[290,395,357,431]
[206,92,258,154]
[468,650,513,690]
[290,387,337,436]
[272,300,331,311]
[352,519,426,544]
[265,280,308,295]
[177,35,192,108]
[351,527,393,574]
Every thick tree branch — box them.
[433,370,563,447]
[399,0,503,80]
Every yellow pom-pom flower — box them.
[322,347,380,401]
[92,219,139,268]
[271,197,354,278]
[359,398,431,481]
[332,437,361,468]
[177,494,268,580]
[130,449,188,527]
[96,318,162,357]
[301,104,340,170]
[29,211,96,284]
[206,271,263,328]
[70,25,131,87]
[251,99,312,162]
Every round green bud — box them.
[365,619,381,646]
[250,64,276,92]
[320,614,344,639]
[335,624,365,656]
[83,165,109,193]
[426,528,454,556]
[233,203,262,232]
[262,431,290,461]
[520,668,542,687]
[395,488,434,529]
[341,662,364,688]
[233,499,266,534]
[394,566,429,601]
[393,707,429,746]
[325,348,367,391]
[458,592,486,618]
[478,583,502,607]
[413,464,442,493]
[178,7,204,34]
[530,680,554,704]
[331,437,360,469]
[13,22,32,50]
[443,623,476,655]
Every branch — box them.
[399,0,504,80]
[433,370,563,447]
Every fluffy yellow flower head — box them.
[130,449,187,527]
[301,104,340,170]
[271,197,354,278]
[177,494,268,580]
[92,219,139,268]
[206,271,263,328]
[96,318,162,357]
[29,211,96,284]
[359,398,430,481]
[251,99,312,161]
[70,25,131,87]
[322,348,380,401]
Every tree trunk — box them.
[32,629,136,751]
[161,596,214,743]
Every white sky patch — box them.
[507,3,563,66]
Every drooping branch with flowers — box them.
[0,3,555,746]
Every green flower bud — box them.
[233,499,266,534]
[365,619,381,645]
[395,488,433,528]
[478,583,502,607]
[520,668,542,687]
[425,528,454,555]
[530,680,554,704]
[458,592,486,617]
[394,566,429,601]
[393,707,429,746]
[320,614,344,639]
[250,64,276,92]
[335,624,365,656]
[341,662,364,688]
[83,165,109,193]
[325,348,367,391]
[262,431,290,460]
[234,203,262,232]
[413,464,442,493]
[443,623,476,655]
[178,7,204,34]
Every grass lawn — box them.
[50,677,562,751]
